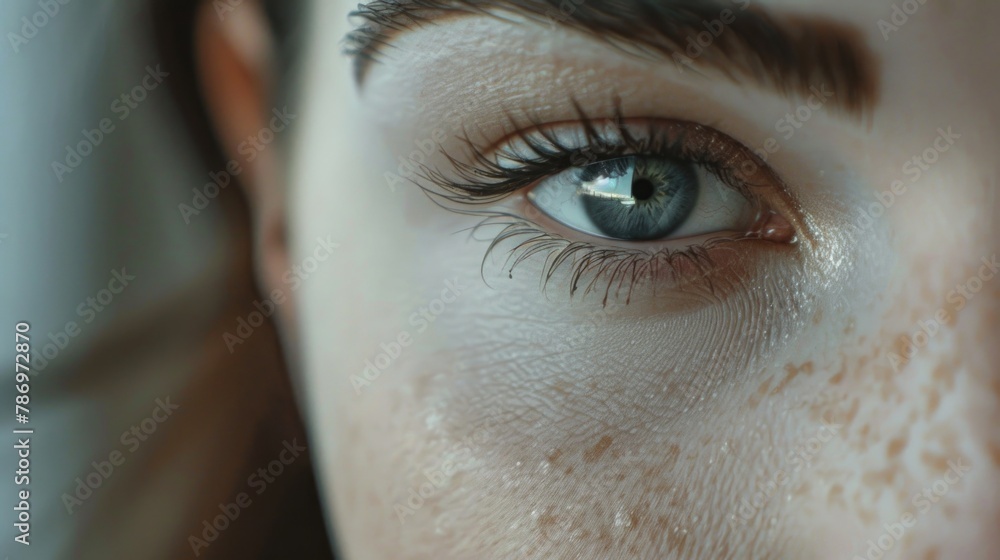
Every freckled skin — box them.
[270,0,1000,558]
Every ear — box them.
[194,1,291,324]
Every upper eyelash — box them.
[418,100,764,207]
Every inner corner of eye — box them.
[524,154,786,244]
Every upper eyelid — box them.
[440,116,760,195]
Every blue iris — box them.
[578,156,699,240]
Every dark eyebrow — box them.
[344,0,879,118]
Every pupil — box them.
[631,177,655,201]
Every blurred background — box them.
[0,1,333,558]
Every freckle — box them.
[772,364,800,395]
[564,466,574,474]
[829,364,846,385]
[922,546,940,560]
[926,389,941,416]
[844,397,860,425]
[933,363,956,390]
[748,377,772,407]
[921,451,950,473]
[813,308,823,324]
[862,467,895,486]
[584,436,613,463]
[887,435,907,459]
[758,377,773,396]
[547,449,563,463]
[892,336,914,370]
[827,483,844,506]
[859,424,870,439]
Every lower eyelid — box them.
[465,194,801,308]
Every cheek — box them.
[773,195,1000,557]
[316,234,857,558]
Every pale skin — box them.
[198,0,1000,558]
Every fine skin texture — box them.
[211,0,1000,558]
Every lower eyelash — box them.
[470,210,758,306]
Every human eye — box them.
[421,107,800,303]
[529,151,748,242]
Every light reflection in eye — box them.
[528,154,755,241]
